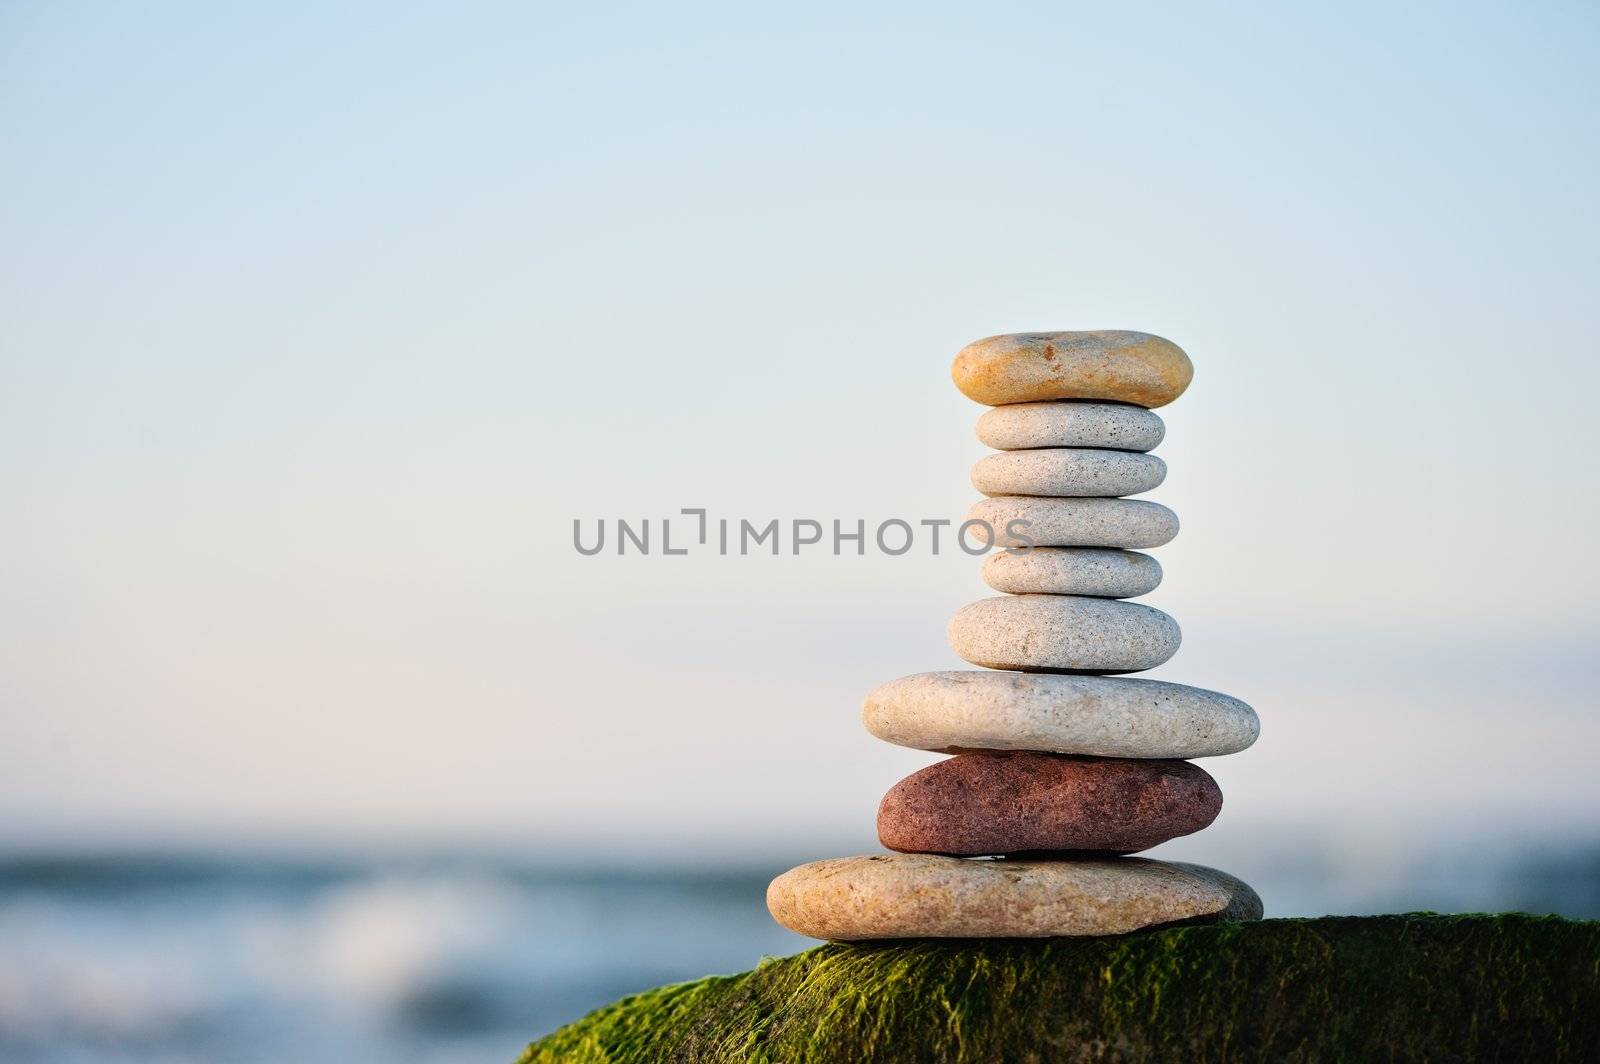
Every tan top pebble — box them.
[952,331,1193,408]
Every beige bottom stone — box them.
[767,854,1261,941]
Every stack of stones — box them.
[769,331,1263,940]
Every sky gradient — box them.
[4,1,1598,867]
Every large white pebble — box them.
[948,594,1180,673]
[862,670,1258,758]
[971,448,1166,497]
[983,547,1162,597]
[976,401,1165,451]
[968,496,1178,549]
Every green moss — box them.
[518,915,1600,1063]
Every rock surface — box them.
[520,915,1600,1064]
[948,595,1180,673]
[976,400,1165,452]
[952,331,1194,408]
[877,753,1221,856]
[983,546,1162,597]
[971,448,1166,498]
[861,671,1258,758]
[765,855,1259,940]
[969,496,1178,548]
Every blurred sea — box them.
[1,842,1596,1064]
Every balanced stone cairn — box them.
[768,331,1263,939]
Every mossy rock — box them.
[518,914,1599,1063]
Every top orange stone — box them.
[952,331,1193,408]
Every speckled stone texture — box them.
[766,854,1261,940]
[971,448,1166,498]
[968,496,1178,549]
[861,671,1259,759]
[983,547,1162,597]
[976,400,1166,452]
[879,752,1221,856]
[952,331,1194,408]
[949,594,1180,673]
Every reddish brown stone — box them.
[876,752,1221,856]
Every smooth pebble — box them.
[971,448,1166,498]
[948,595,1180,673]
[952,331,1193,408]
[767,854,1262,940]
[861,671,1258,758]
[983,547,1161,597]
[878,752,1221,856]
[969,496,1178,549]
[976,401,1165,452]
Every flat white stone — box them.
[862,671,1258,758]
[971,448,1166,498]
[767,854,1263,940]
[948,595,1180,673]
[983,547,1162,597]
[976,401,1165,451]
[968,496,1179,549]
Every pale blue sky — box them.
[3,2,1598,861]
